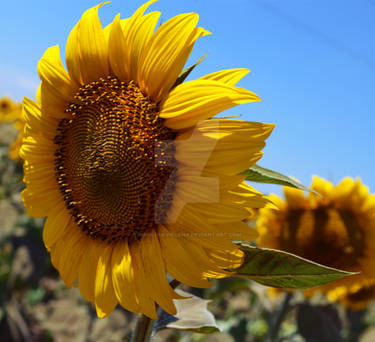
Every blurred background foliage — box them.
[1,98,375,342]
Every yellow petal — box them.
[78,241,99,302]
[95,243,118,318]
[22,97,57,140]
[50,227,86,287]
[138,13,209,101]
[109,8,160,81]
[225,182,272,210]
[159,225,212,288]
[130,243,158,319]
[160,80,260,129]
[311,175,334,198]
[206,247,244,270]
[21,181,61,219]
[65,23,83,86]
[190,202,250,224]
[23,161,55,186]
[36,85,42,103]
[111,240,139,313]
[166,230,229,278]
[43,201,72,250]
[167,202,236,250]
[128,11,161,82]
[173,172,220,204]
[175,119,274,175]
[283,186,307,209]
[121,0,160,82]
[215,221,259,241]
[20,135,55,163]
[108,1,159,82]
[108,14,129,81]
[66,3,109,85]
[200,68,250,86]
[37,45,77,117]
[137,231,180,315]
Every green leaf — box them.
[233,243,355,289]
[241,164,315,193]
[154,289,219,334]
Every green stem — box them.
[268,292,293,342]
[130,313,155,342]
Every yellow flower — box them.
[8,119,25,161]
[0,97,24,161]
[21,1,274,318]
[257,176,375,310]
[332,280,375,311]
[0,96,21,122]
[0,97,16,119]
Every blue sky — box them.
[1,0,374,194]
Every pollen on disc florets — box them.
[54,76,177,243]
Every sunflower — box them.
[0,97,17,119]
[0,97,24,160]
[8,118,25,161]
[0,96,22,124]
[21,1,274,318]
[332,280,375,311]
[256,176,375,310]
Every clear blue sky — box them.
[1,0,374,194]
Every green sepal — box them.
[171,55,207,90]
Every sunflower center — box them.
[281,206,365,271]
[54,76,176,243]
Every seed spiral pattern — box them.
[54,76,176,243]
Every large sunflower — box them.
[257,176,375,310]
[21,1,274,318]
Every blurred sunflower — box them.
[21,1,274,318]
[0,96,21,122]
[257,176,375,310]
[333,280,375,311]
[0,97,24,161]
[8,119,25,161]
[0,97,16,119]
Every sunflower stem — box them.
[130,279,181,342]
[131,313,155,342]
[267,292,293,342]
